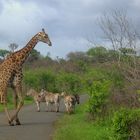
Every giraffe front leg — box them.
[14,94,21,125]
[12,87,21,125]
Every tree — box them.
[45,52,52,61]
[56,72,82,94]
[87,46,108,62]
[66,51,89,72]
[119,48,136,56]
[0,49,10,59]
[98,10,138,51]
[98,10,139,65]
[8,43,18,52]
[67,51,87,61]
[26,49,41,63]
[87,46,107,56]
[98,9,140,89]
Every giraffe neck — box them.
[13,34,39,64]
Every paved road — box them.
[0,95,87,140]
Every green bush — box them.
[23,70,40,89]
[112,108,140,140]
[23,69,57,92]
[24,69,83,94]
[56,72,82,94]
[108,67,124,89]
[86,79,111,118]
[37,69,57,92]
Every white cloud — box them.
[133,0,140,7]
[37,36,89,59]
[0,1,40,34]
[0,0,59,51]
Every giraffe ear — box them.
[42,28,45,33]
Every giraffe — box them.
[0,28,52,126]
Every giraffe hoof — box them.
[16,122,21,125]
[15,119,21,125]
[8,121,14,126]
[10,123,15,126]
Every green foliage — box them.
[107,67,124,89]
[87,46,107,57]
[83,68,120,118]
[67,51,86,61]
[87,46,108,62]
[56,72,82,94]
[23,70,40,89]
[26,49,41,63]
[76,60,88,72]
[107,50,119,61]
[86,79,111,117]
[119,48,136,55]
[38,69,56,92]
[84,68,107,82]
[66,51,89,73]
[23,68,57,92]
[112,108,140,140]
[0,49,10,58]
[24,69,82,93]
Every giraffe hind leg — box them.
[10,97,24,125]
[0,91,14,125]
[4,103,14,126]
[11,72,24,125]
[10,85,24,125]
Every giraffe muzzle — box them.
[48,42,52,46]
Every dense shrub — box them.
[23,68,83,94]
[23,69,57,92]
[86,79,111,118]
[112,108,140,140]
[23,70,40,89]
[56,72,82,94]
[37,69,57,92]
[108,68,124,89]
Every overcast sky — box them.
[0,0,139,58]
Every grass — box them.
[53,104,113,140]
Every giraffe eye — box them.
[44,35,48,38]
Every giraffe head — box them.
[36,28,52,46]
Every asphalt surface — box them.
[0,95,87,140]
